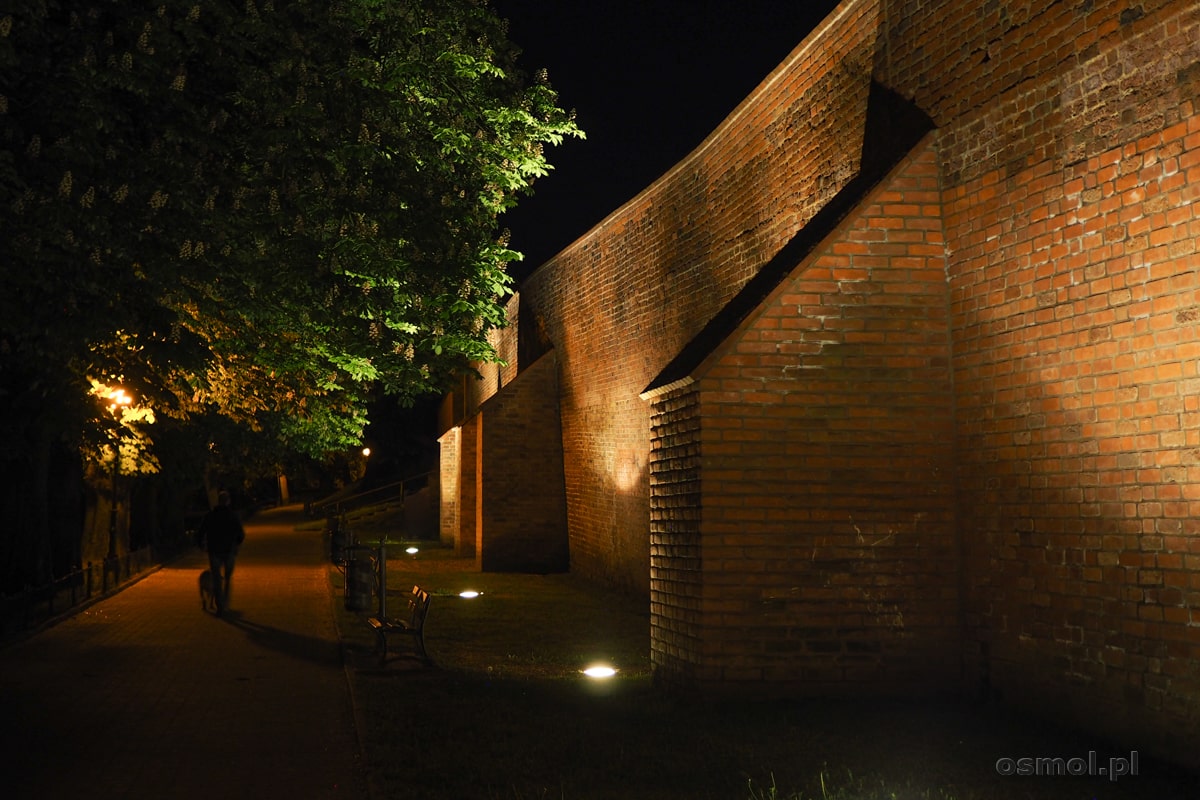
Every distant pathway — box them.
[0,505,364,800]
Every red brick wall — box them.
[680,140,959,688]
[648,385,703,683]
[874,0,1187,131]
[439,294,521,557]
[436,421,479,558]
[518,0,882,593]
[498,297,520,387]
[934,2,1200,761]
[437,425,460,546]
[477,353,569,572]
[441,0,1200,763]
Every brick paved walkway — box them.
[0,505,365,800]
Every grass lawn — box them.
[324,534,1198,800]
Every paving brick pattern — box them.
[0,506,364,800]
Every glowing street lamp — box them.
[106,388,133,560]
[108,388,132,409]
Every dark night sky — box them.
[492,1,844,278]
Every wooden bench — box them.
[367,585,431,666]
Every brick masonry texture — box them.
[477,353,569,573]
[437,414,478,557]
[516,0,882,595]
[437,424,460,548]
[648,385,703,684]
[440,0,1200,767]
[687,141,960,689]
[930,3,1200,761]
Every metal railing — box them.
[307,470,431,519]
[0,538,191,641]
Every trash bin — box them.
[345,549,373,611]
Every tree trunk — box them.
[30,421,55,586]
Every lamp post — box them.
[106,388,133,561]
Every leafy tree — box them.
[0,0,581,588]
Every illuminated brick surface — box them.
[440,0,1200,766]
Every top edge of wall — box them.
[521,0,871,286]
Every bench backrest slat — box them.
[406,585,430,631]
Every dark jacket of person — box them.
[198,503,245,556]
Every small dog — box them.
[199,570,218,612]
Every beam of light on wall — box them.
[613,449,643,493]
[615,460,637,492]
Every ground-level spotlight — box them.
[582,664,617,679]
[459,590,480,599]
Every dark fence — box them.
[0,537,192,641]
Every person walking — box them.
[197,490,245,613]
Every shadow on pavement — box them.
[219,610,342,667]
